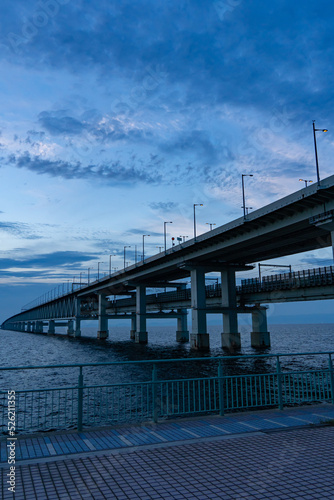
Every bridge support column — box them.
[221,269,240,349]
[75,298,81,337]
[190,268,209,350]
[251,308,270,348]
[67,320,74,336]
[136,285,148,344]
[176,309,189,342]
[36,321,43,333]
[97,294,109,339]
[130,314,136,340]
[48,320,55,334]
[27,322,32,333]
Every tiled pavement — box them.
[1,404,334,499]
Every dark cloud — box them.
[0,251,98,270]
[38,111,87,136]
[0,221,43,240]
[149,201,178,212]
[37,110,153,145]
[300,257,333,267]
[1,0,332,121]
[125,228,162,237]
[7,152,162,184]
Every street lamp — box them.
[156,246,163,253]
[79,271,85,286]
[242,174,253,219]
[164,222,173,252]
[299,179,313,188]
[124,246,131,268]
[193,203,203,240]
[109,254,116,275]
[87,267,92,284]
[142,235,150,263]
[97,262,104,281]
[206,222,216,231]
[312,121,328,187]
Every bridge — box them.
[2,175,334,350]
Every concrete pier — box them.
[135,284,148,343]
[251,307,270,347]
[221,268,240,349]
[130,314,136,340]
[190,267,209,350]
[97,294,109,339]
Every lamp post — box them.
[124,246,131,268]
[156,246,163,253]
[97,262,104,281]
[142,235,150,263]
[87,267,92,284]
[79,272,84,286]
[299,178,313,188]
[109,254,116,275]
[313,121,328,187]
[242,174,253,219]
[193,203,203,240]
[206,222,216,231]
[164,222,173,252]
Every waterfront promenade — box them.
[1,404,334,499]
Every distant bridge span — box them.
[2,176,334,350]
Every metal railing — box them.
[1,352,333,435]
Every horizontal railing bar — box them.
[0,351,333,371]
[1,369,330,394]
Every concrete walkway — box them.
[1,404,334,499]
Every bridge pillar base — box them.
[130,330,136,340]
[97,330,109,339]
[67,320,74,336]
[135,331,148,344]
[190,333,210,351]
[176,330,189,342]
[48,320,55,334]
[36,321,44,333]
[251,331,271,348]
[221,332,241,350]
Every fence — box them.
[1,352,333,435]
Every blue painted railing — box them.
[1,352,333,435]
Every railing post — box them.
[77,366,84,432]
[328,354,334,404]
[276,356,283,410]
[218,360,225,416]
[152,363,158,423]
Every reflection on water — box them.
[0,323,333,390]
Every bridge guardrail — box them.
[1,352,333,435]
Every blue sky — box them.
[0,0,334,323]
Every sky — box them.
[0,0,334,324]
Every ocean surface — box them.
[1,323,334,390]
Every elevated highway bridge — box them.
[2,175,334,350]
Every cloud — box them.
[149,201,178,212]
[0,251,98,270]
[125,228,162,237]
[0,221,43,240]
[38,111,87,136]
[7,152,162,184]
